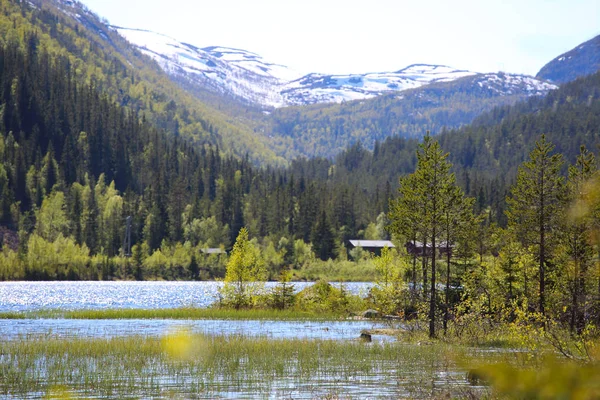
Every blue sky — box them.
[79,0,599,76]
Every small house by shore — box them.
[405,240,454,257]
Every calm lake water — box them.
[0,281,373,312]
[0,281,384,341]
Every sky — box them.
[78,0,599,76]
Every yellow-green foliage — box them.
[294,280,365,314]
[34,191,69,242]
[221,228,266,308]
[0,248,20,280]
[476,359,600,400]
[294,258,377,282]
[25,234,89,279]
[369,247,407,315]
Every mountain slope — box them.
[281,64,476,105]
[264,72,557,159]
[19,0,285,165]
[115,27,300,108]
[536,34,600,84]
[116,26,554,111]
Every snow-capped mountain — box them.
[115,26,556,109]
[116,27,300,107]
[282,65,476,105]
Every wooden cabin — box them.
[405,240,454,257]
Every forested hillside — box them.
[0,0,599,285]
[0,34,395,280]
[265,73,556,159]
[2,29,599,281]
[1,0,283,164]
[299,70,600,227]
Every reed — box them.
[0,307,346,320]
[0,333,491,398]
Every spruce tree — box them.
[311,210,335,261]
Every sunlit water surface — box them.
[0,281,372,312]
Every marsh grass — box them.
[0,334,492,398]
[0,308,344,321]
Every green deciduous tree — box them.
[370,246,406,315]
[35,191,69,242]
[221,227,266,309]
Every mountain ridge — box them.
[536,34,600,84]
[115,26,556,110]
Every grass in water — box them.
[0,333,491,399]
[0,308,345,320]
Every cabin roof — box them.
[407,240,455,248]
[349,240,395,248]
[201,248,227,254]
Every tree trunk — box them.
[444,239,451,335]
[429,228,436,338]
[539,172,545,317]
[422,233,428,299]
[412,233,417,301]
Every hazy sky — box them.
[79,0,599,76]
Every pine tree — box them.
[441,185,476,334]
[506,135,565,316]
[389,173,422,299]
[566,145,596,333]
[389,134,456,338]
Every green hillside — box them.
[5,0,284,165]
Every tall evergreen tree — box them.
[506,135,565,316]
[311,210,335,261]
[389,134,456,338]
[566,145,596,333]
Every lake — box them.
[0,281,373,312]
[0,281,482,398]
[0,281,384,341]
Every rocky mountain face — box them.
[537,35,600,84]
[115,27,556,109]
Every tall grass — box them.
[0,334,490,398]
[0,308,345,320]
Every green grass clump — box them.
[0,334,489,398]
[0,312,27,319]
[15,307,343,320]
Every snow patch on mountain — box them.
[476,73,557,95]
[115,26,556,108]
[281,65,477,105]
[116,27,301,107]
